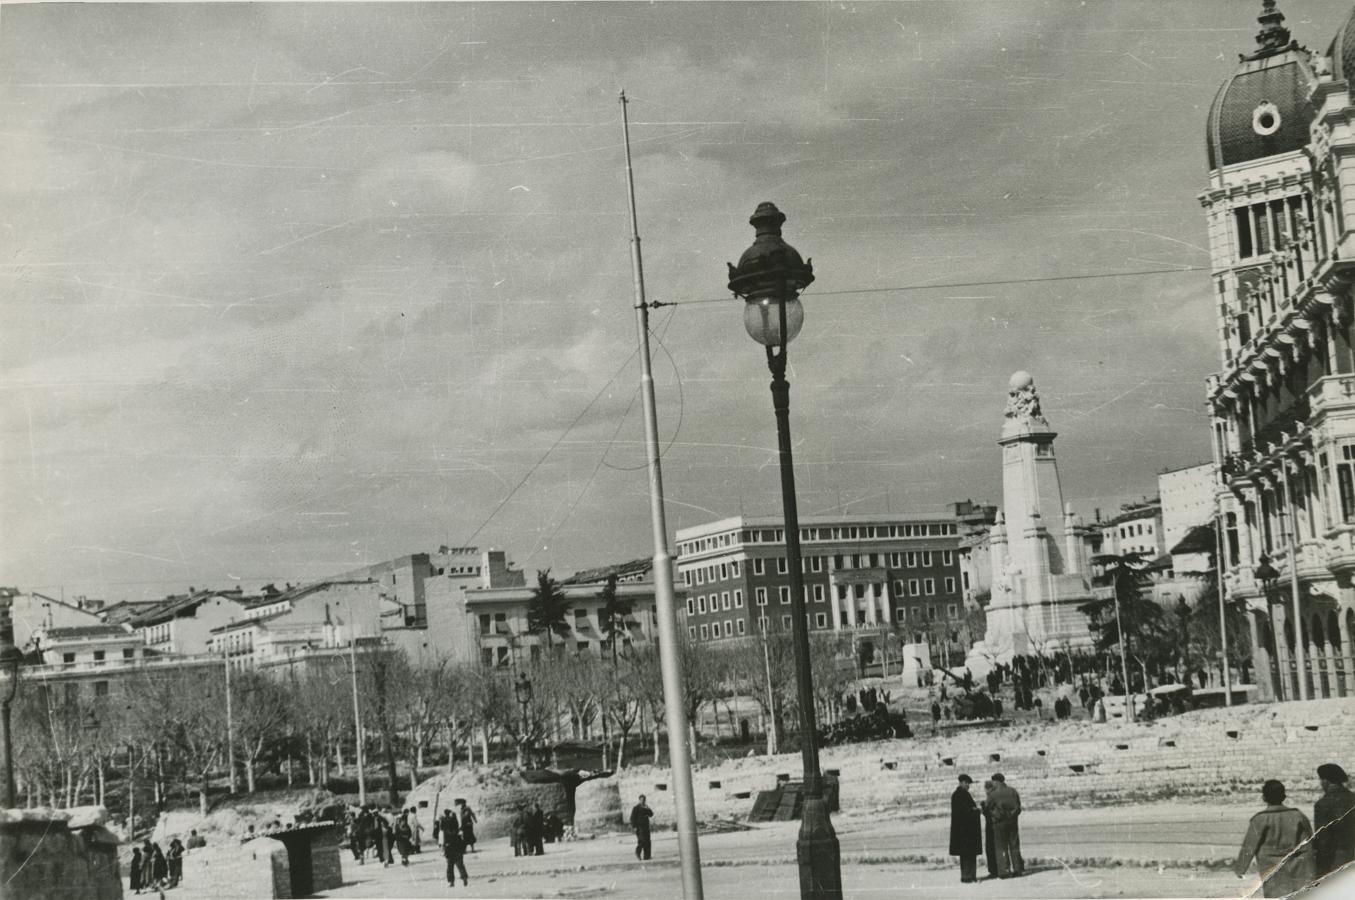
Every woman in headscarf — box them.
[129,846,144,894]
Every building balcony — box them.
[1307,373,1355,418]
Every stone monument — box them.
[966,372,1095,672]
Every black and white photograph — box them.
[1,2,1354,898]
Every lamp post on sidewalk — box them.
[727,202,842,900]
[515,672,533,768]
[0,588,23,808]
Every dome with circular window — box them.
[1205,1,1316,170]
[1325,3,1355,85]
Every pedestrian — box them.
[630,794,654,861]
[167,836,185,888]
[394,813,413,866]
[186,829,206,850]
[456,798,478,853]
[150,842,168,889]
[930,698,942,734]
[528,802,546,856]
[988,774,1024,878]
[511,807,528,857]
[139,840,156,890]
[949,775,982,883]
[980,780,1000,879]
[130,847,143,894]
[1314,764,1355,878]
[407,807,424,852]
[1233,779,1316,897]
[439,809,469,887]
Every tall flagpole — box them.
[620,89,704,900]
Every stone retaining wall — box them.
[0,806,122,900]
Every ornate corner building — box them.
[1204,1,1355,701]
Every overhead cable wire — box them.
[653,265,1207,306]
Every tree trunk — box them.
[382,734,400,807]
[480,727,490,765]
[335,739,345,775]
[97,758,106,807]
[616,731,627,769]
[246,758,256,794]
[199,777,209,818]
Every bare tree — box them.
[233,670,292,793]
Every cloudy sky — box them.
[3,1,1351,601]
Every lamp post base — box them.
[796,794,842,899]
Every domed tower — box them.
[1203,2,1355,704]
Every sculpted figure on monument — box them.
[1003,371,1048,426]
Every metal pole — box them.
[620,89,704,900]
[767,319,843,899]
[350,636,367,806]
[1280,466,1310,701]
[1214,503,1234,706]
[762,624,777,755]
[0,692,13,808]
[225,655,236,794]
[1112,565,1135,723]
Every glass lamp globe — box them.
[743,296,804,346]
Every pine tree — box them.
[526,569,572,651]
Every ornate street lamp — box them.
[514,672,533,767]
[1254,555,1284,701]
[727,202,841,899]
[0,587,24,809]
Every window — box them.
[962,571,970,590]
[756,587,767,606]
[689,626,697,639]
[908,579,920,595]
[921,551,932,566]
[720,563,728,580]
[737,619,746,635]
[479,614,492,635]
[731,560,741,577]
[687,598,695,616]
[942,550,954,566]
[925,578,936,595]
[834,554,844,570]
[1339,446,1355,523]
[948,603,958,619]
[697,568,705,585]
[782,615,793,629]
[894,608,906,623]
[777,557,788,574]
[905,552,917,567]
[813,585,825,602]
[698,596,707,614]
[722,592,731,610]
[93,650,106,666]
[683,570,692,586]
[815,612,827,628]
[889,553,901,567]
[754,558,765,575]
[123,648,135,660]
[735,590,744,608]
[708,565,716,582]
[945,577,956,594]
[895,580,905,596]
[62,652,75,665]
[725,619,733,637]
[699,624,709,640]
[711,623,721,638]
[810,556,822,572]
[780,586,791,604]
[928,606,938,622]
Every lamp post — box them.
[514,672,533,768]
[727,202,842,899]
[1254,555,1284,701]
[0,588,24,808]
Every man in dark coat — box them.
[631,794,654,861]
[510,808,528,857]
[980,780,1000,878]
[949,775,982,883]
[439,809,468,887]
[1314,763,1355,878]
[528,802,546,856]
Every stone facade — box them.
[1202,2,1355,703]
[0,806,122,900]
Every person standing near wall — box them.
[630,794,654,861]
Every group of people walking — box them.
[510,801,560,857]
[344,799,476,872]
[129,836,185,893]
[948,773,1024,883]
